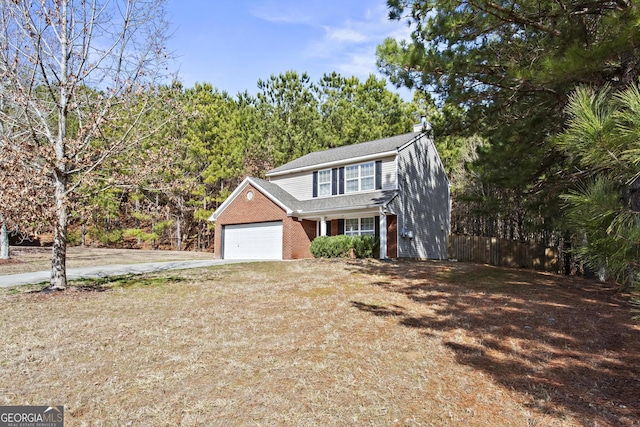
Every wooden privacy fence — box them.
[448,234,559,272]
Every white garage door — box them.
[223,221,283,260]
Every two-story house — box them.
[209,129,450,260]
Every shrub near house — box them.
[310,235,379,259]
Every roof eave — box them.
[295,192,399,217]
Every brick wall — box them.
[285,218,315,259]
[214,185,287,258]
[213,184,316,259]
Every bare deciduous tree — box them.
[0,0,172,289]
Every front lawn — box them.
[1,260,638,426]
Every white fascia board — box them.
[295,201,395,219]
[209,177,294,222]
[209,177,252,221]
[266,150,398,177]
[295,206,381,220]
[256,181,295,215]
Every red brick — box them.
[213,184,314,259]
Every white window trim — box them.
[345,161,375,193]
[345,217,375,236]
[318,169,331,197]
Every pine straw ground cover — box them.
[0,259,638,426]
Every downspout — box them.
[379,206,387,260]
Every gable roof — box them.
[266,131,422,176]
[209,177,296,221]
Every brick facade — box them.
[284,218,315,259]
[213,184,314,259]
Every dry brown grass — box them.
[1,259,638,426]
[0,246,214,275]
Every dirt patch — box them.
[0,259,638,426]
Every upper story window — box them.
[312,160,381,198]
[345,161,375,193]
[318,169,331,196]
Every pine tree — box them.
[557,84,640,289]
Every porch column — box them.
[320,217,327,236]
[379,210,387,260]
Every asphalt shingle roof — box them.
[251,177,398,215]
[267,132,421,175]
[250,178,300,211]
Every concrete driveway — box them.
[0,259,249,288]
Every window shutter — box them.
[375,160,382,190]
[331,168,338,195]
[326,221,332,236]
[375,216,380,239]
[312,171,318,198]
[338,167,345,194]
[338,219,345,235]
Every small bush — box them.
[88,227,123,246]
[310,235,352,258]
[310,235,379,259]
[66,229,82,246]
[123,228,159,243]
[352,235,379,259]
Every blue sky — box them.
[165,0,412,99]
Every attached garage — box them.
[222,221,283,260]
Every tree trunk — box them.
[176,215,182,251]
[50,0,69,290]
[152,192,159,250]
[50,172,68,290]
[135,198,141,246]
[0,220,9,260]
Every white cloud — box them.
[305,3,411,80]
[324,25,369,44]
[249,0,413,82]
[249,0,313,24]
[333,49,378,77]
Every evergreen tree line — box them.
[56,72,424,251]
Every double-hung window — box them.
[345,161,375,193]
[345,217,375,236]
[318,169,331,196]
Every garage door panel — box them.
[223,222,283,260]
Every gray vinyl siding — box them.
[379,155,397,191]
[270,156,397,201]
[269,170,312,200]
[391,134,450,259]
